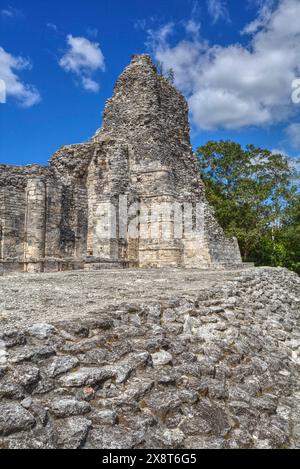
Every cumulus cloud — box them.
[0,46,41,107]
[148,0,300,131]
[59,35,105,93]
[286,123,300,150]
[206,0,230,24]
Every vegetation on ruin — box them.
[156,60,175,85]
[197,141,300,274]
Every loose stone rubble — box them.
[0,266,299,449]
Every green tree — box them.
[156,61,164,76]
[278,194,300,274]
[156,61,175,85]
[197,140,299,271]
[166,68,175,85]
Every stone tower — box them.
[0,54,242,273]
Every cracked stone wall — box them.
[0,54,242,273]
[0,267,299,449]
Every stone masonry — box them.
[0,55,242,273]
[0,267,299,448]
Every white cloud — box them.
[272,147,300,184]
[286,123,300,149]
[148,0,300,131]
[0,46,41,107]
[206,0,230,24]
[1,8,14,18]
[81,77,99,93]
[47,23,58,32]
[271,147,290,157]
[242,1,276,35]
[0,6,23,20]
[59,35,105,93]
[185,19,201,39]
[60,35,105,74]
[146,23,174,50]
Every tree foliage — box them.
[197,140,300,274]
[156,61,175,85]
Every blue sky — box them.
[0,0,300,169]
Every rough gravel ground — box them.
[0,267,300,449]
[0,268,245,330]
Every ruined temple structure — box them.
[0,55,243,273]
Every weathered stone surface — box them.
[0,382,25,400]
[0,403,36,436]
[85,426,145,449]
[145,391,182,417]
[152,351,173,367]
[31,379,55,396]
[0,342,8,365]
[20,397,33,409]
[90,409,118,426]
[59,368,114,388]
[13,365,40,388]
[50,399,91,418]
[45,356,79,378]
[27,324,57,339]
[54,417,92,449]
[147,428,185,448]
[0,266,299,449]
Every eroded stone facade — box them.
[0,55,242,273]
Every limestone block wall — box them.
[24,178,46,272]
[1,185,26,260]
[0,154,92,272]
[139,242,183,268]
[49,143,95,261]
[0,166,47,271]
[182,237,211,269]
[208,238,243,265]
[59,184,88,259]
[86,140,132,260]
[44,180,62,259]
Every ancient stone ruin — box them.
[0,54,242,274]
[1,54,299,451]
